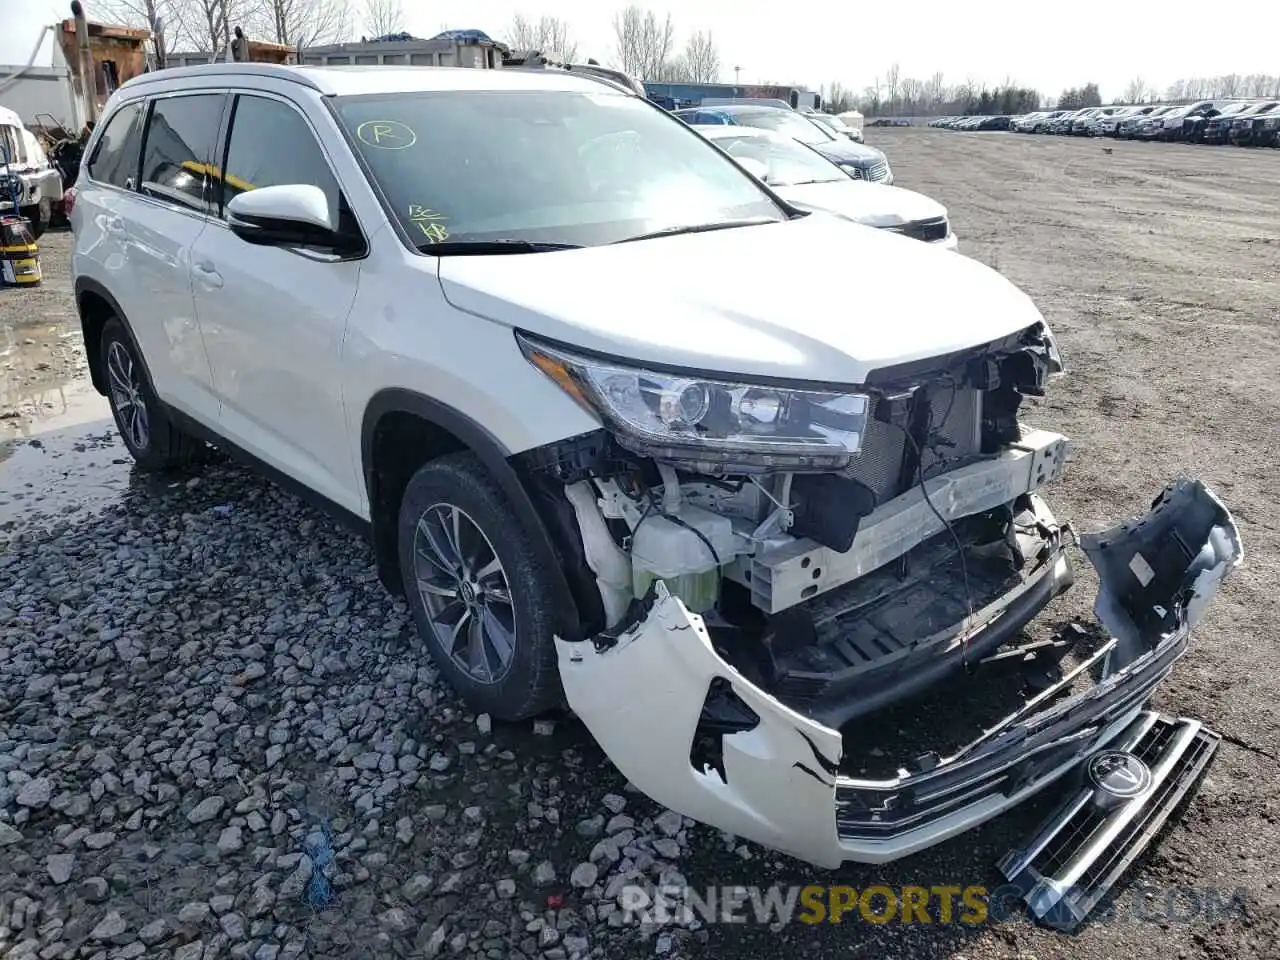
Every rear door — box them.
[127,91,227,420]
[72,96,215,422]
[190,90,365,513]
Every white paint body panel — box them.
[439,214,1041,385]
[559,583,1144,868]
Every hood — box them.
[436,213,1044,385]
[808,139,884,165]
[777,180,946,228]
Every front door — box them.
[190,91,364,513]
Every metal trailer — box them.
[297,32,508,70]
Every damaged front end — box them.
[515,324,1242,889]
[555,478,1240,870]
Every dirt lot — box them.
[1,130,1278,960]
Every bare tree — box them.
[899,76,923,113]
[612,5,675,80]
[884,62,901,111]
[924,71,945,112]
[678,30,719,83]
[167,0,248,59]
[1122,77,1146,103]
[248,0,350,50]
[95,0,178,62]
[360,0,402,38]
[506,13,578,61]
[821,80,854,113]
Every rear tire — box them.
[398,451,564,720]
[100,317,201,471]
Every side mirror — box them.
[734,156,770,183]
[227,184,352,251]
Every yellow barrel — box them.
[0,216,41,288]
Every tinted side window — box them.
[87,101,145,188]
[139,93,226,213]
[218,95,339,222]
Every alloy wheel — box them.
[413,502,517,684]
[106,339,149,451]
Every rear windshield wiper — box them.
[416,239,583,255]
[612,218,779,244]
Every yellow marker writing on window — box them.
[407,205,449,243]
[356,120,417,149]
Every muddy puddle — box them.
[0,319,134,529]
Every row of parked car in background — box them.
[928,100,1280,146]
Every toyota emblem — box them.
[1087,751,1153,800]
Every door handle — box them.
[193,261,224,289]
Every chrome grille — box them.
[867,159,890,182]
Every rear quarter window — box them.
[87,100,146,188]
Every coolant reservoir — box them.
[630,505,736,613]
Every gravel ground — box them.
[1,131,1279,960]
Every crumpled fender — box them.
[555,591,847,866]
[557,477,1242,868]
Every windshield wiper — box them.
[416,239,583,255]
[613,218,779,244]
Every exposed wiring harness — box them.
[889,391,979,672]
[620,473,724,570]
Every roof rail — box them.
[503,51,644,97]
[120,61,320,91]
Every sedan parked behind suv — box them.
[692,125,956,249]
[673,104,893,183]
[68,63,1241,894]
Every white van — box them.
[0,105,63,237]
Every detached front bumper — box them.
[557,478,1241,868]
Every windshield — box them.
[811,114,850,134]
[712,133,845,186]
[333,90,786,248]
[728,110,835,145]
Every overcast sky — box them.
[4,0,1278,102]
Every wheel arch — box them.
[361,388,585,641]
[74,276,130,396]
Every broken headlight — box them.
[518,335,870,470]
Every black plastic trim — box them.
[166,408,371,537]
[73,276,131,395]
[360,388,584,641]
[808,553,1073,728]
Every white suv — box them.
[69,64,1240,879]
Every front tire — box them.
[398,452,564,720]
[100,317,200,471]
[20,198,51,239]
